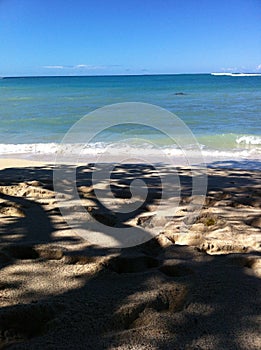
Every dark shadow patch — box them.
[106,255,159,273]
[0,251,12,265]
[2,245,39,260]
[159,261,195,277]
[0,302,64,349]
[227,254,260,269]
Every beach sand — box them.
[0,159,260,349]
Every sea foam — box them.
[0,142,260,160]
[236,135,261,145]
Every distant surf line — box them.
[211,72,261,77]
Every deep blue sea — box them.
[0,74,260,166]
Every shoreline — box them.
[0,158,47,170]
[0,153,261,171]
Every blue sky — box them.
[0,0,260,76]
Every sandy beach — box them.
[2,0,261,348]
[0,158,260,349]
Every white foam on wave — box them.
[236,135,261,145]
[0,143,59,155]
[211,72,261,77]
[0,142,260,155]
[0,142,260,159]
[0,142,260,170]
[3,135,260,156]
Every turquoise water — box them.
[0,74,260,159]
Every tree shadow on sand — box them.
[0,163,260,349]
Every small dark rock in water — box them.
[174,92,186,95]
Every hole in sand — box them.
[107,255,159,273]
[159,262,194,277]
[2,245,65,261]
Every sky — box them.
[0,0,260,76]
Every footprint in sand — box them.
[109,283,189,332]
[105,252,192,333]
[0,302,64,349]
[106,249,196,277]
[159,260,195,277]
[2,244,65,261]
[106,255,159,273]
[226,254,261,277]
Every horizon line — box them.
[1,72,261,79]
[0,72,218,79]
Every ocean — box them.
[0,74,260,168]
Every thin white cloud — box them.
[73,64,107,70]
[43,65,65,69]
[256,64,261,71]
[43,64,110,70]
